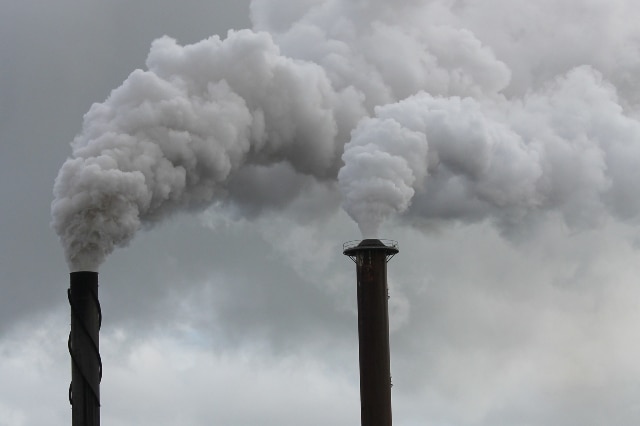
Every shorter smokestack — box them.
[344,239,398,426]
[68,271,101,426]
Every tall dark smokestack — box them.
[344,239,398,426]
[68,271,101,426]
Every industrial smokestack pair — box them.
[65,239,396,426]
[344,239,398,426]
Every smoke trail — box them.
[341,66,640,236]
[338,118,428,238]
[53,0,640,270]
[52,30,363,271]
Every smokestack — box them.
[68,271,101,426]
[344,239,398,426]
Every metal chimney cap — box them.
[343,239,399,258]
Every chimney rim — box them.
[343,239,399,258]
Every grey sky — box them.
[3,1,640,425]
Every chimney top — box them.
[343,239,399,261]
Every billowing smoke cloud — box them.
[342,65,640,236]
[51,30,362,271]
[53,0,640,270]
[338,118,428,237]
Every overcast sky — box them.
[3,1,640,425]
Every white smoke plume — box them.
[52,30,363,271]
[53,0,640,270]
[338,118,428,237]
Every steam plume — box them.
[52,30,361,271]
[343,66,640,236]
[53,0,640,269]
